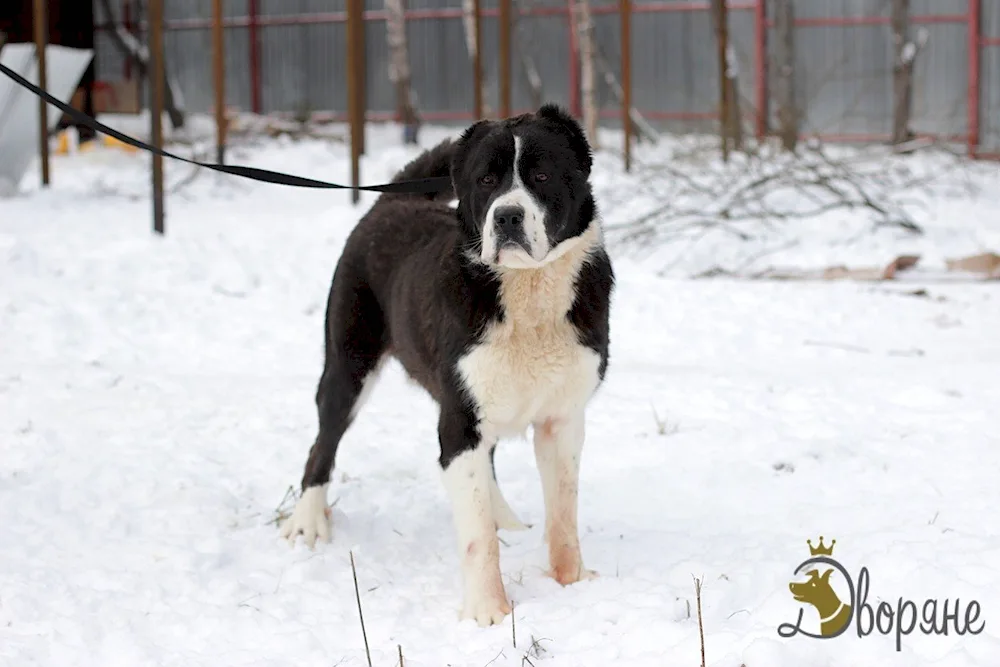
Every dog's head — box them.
[788,569,839,607]
[450,104,596,269]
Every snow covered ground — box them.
[2,119,1000,667]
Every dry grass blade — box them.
[512,599,516,648]
[694,576,706,667]
[267,485,299,526]
[350,551,373,667]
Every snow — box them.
[2,118,1000,667]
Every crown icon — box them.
[807,536,836,556]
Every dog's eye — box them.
[534,173,549,183]
[479,174,497,187]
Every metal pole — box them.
[473,0,484,118]
[32,0,50,187]
[150,0,166,234]
[753,0,768,139]
[620,0,631,171]
[712,0,731,162]
[499,0,512,118]
[567,0,581,117]
[213,0,226,164]
[358,0,367,155]
[248,0,261,114]
[967,0,981,158]
[347,0,362,203]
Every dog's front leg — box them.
[440,411,510,627]
[534,412,597,585]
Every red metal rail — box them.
[764,14,969,28]
[102,2,758,30]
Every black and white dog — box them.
[280,104,614,626]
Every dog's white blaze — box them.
[442,446,511,626]
[460,221,604,439]
[481,135,549,265]
[279,484,331,548]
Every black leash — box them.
[0,61,453,195]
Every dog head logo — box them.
[779,536,856,640]
[778,536,987,649]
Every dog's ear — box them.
[819,569,833,583]
[537,103,593,177]
[451,119,494,188]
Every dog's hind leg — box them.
[489,447,528,532]
[280,282,387,548]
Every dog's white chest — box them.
[459,322,601,437]
[457,254,602,438]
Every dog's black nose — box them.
[493,205,525,230]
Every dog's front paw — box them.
[461,589,512,627]
[551,565,598,586]
[278,485,332,548]
[549,546,598,586]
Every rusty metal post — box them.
[32,0,50,187]
[248,0,261,114]
[352,0,367,156]
[566,0,580,118]
[774,0,797,152]
[212,0,226,164]
[711,0,731,162]
[753,0,768,139]
[150,0,166,234]
[347,0,362,203]
[352,0,367,155]
[473,0,484,119]
[620,0,631,171]
[968,0,981,158]
[499,0,512,118]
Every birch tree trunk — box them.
[891,0,927,147]
[572,0,598,148]
[513,0,544,108]
[385,0,420,143]
[462,0,491,116]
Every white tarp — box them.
[0,43,95,196]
